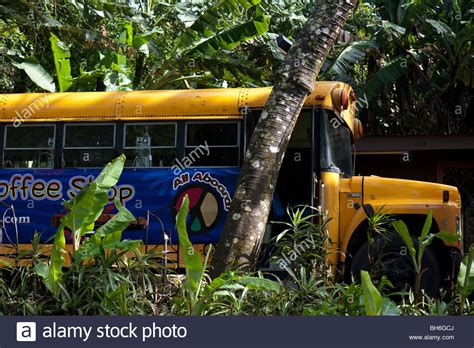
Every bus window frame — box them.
[319,109,353,178]
[3,124,56,169]
[62,122,116,168]
[63,122,116,150]
[123,122,177,149]
[4,124,56,150]
[184,120,241,168]
[123,121,178,168]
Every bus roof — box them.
[0,81,356,132]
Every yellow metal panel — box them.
[363,176,460,207]
[363,176,460,247]
[120,88,244,119]
[2,92,118,122]
[321,171,341,267]
[0,81,356,126]
[340,208,369,263]
[338,176,363,258]
[338,176,463,261]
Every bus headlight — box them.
[331,86,349,112]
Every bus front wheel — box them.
[350,232,441,297]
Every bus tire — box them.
[350,232,441,296]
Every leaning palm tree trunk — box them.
[211,0,355,276]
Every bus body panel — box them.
[339,176,363,251]
[0,168,239,246]
[339,176,462,263]
[320,171,341,267]
[0,82,358,135]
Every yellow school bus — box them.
[0,81,463,293]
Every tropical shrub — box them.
[269,206,331,280]
[171,195,282,315]
[392,211,460,296]
[0,155,172,315]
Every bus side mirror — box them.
[276,35,293,54]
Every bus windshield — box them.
[320,110,353,177]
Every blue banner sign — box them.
[0,168,239,245]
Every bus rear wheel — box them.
[350,232,441,297]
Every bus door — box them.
[315,108,355,268]
[274,109,312,212]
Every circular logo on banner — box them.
[173,184,221,235]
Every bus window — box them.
[320,111,353,177]
[123,123,176,167]
[185,122,239,166]
[3,125,55,168]
[63,124,116,168]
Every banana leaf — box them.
[50,33,73,92]
[361,270,382,316]
[176,195,205,298]
[12,57,56,92]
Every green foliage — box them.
[188,16,270,55]
[63,154,125,251]
[359,272,400,316]
[323,40,377,80]
[0,245,169,315]
[392,219,417,265]
[362,55,410,102]
[173,195,282,315]
[34,224,66,296]
[302,282,365,316]
[457,245,474,313]
[175,195,206,309]
[50,33,73,92]
[75,199,138,263]
[347,0,473,135]
[1,0,290,91]
[33,155,138,298]
[392,211,460,295]
[270,206,330,278]
[361,270,382,315]
[11,57,56,92]
[457,245,474,297]
[281,268,399,316]
[366,207,392,244]
[0,204,471,316]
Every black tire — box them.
[350,232,441,296]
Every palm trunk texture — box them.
[211,0,355,277]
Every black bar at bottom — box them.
[2,316,472,347]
